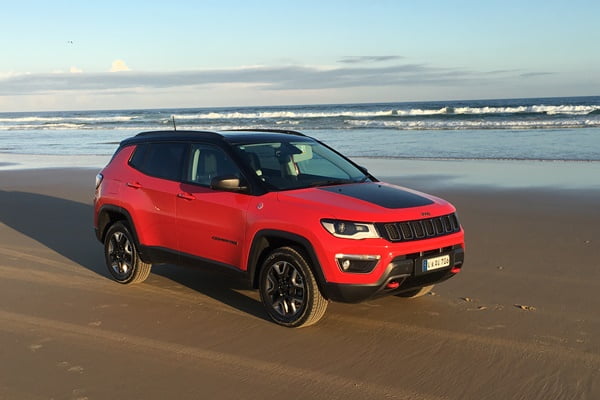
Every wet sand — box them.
[0,165,598,399]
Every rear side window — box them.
[129,142,187,181]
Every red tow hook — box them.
[450,266,461,274]
[386,281,400,290]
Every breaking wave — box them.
[1,96,599,133]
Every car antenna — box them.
[171,115,177,131]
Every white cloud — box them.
[0,71,29,79]
[70,66,83,74]
[110,60,130,72]
[0,61,569,103]
[337,56,404,64]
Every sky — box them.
[1,0,599,112]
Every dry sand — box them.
[0,165,598,400]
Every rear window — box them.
[129,142,187,181]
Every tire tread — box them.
[104,221,151,285]
[259,246,327,328]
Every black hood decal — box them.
[319,183,434,209]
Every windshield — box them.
[235,140,370,191]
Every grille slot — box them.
[450,214,459,230]
[423,220,435,236]
[412,221,425,238]
[385,224,401,241]
[378,213,461,242]
[434,219,443,234]
[399,223,413,239]
[442,216,452,232]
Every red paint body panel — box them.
[176,182,251,267]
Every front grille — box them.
[376,213,460,242]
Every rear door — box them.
[126,142,187,250]
[176,143,251,269]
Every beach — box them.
[0,159,598,399]
[3,0,599,393]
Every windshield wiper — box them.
[306,179,355,188]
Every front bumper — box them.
[323,245,464,303]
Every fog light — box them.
[335,254,380,273]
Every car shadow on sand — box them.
[0,189,107,276]
[151,264,268,322]
[0,189,267,322]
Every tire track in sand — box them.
[328,314,600,370]
[0,309,444,400]
[1,258,599,370]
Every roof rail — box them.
[134,130,222,138]
[223,128,306,137]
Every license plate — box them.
[422,254,450,272]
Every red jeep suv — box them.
[94,129,465,327]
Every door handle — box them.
[177,192,196,201]
[126,181,142,189]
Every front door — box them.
[175,144,250,268]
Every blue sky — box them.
[1,0,598,111]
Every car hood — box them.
[276,182,455,221]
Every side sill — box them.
[139,245,251,284]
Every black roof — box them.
[120,129,312,147]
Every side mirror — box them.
[210,175,249,193]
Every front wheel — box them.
[259,247,327,328]
[104,222,151,284]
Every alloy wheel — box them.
[107,231,134,280]
[265,260,306,318]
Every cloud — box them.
[70,66,83,74]
[0,71,30,79]
[520,72,554,78]
[0,62,487,96]
[337,56,404,64]
[110,60,130,72]
[485,69,520,75]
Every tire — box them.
[104,221,151,284]
[396,285,434,298]
[258,247,328,328]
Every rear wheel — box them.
[259,247,327,328]
[396,285,434,298]
[104,222,151,284]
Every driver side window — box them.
[186,144,240,187]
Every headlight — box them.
[321,219,380,240]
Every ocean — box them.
[1,96,599,161]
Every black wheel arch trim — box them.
[95,205,148,263]
[247,229,329,298]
